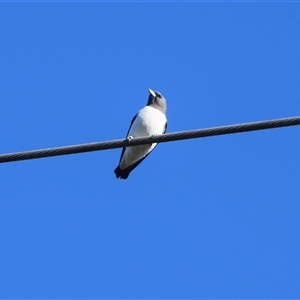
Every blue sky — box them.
[1,2,300,298]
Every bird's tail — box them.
[114,166,130,180]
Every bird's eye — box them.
[156,92,162,98]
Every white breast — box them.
[128,106,167,138]
[120,106,167,170]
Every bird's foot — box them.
[127,135,134,141]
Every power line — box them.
[0,115,300,164]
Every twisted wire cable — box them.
[0,115,300,164]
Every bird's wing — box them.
[163,121,167,134]
[118,113,138,164]
[117,148,155,177]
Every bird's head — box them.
[147,88,167,114]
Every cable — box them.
[0,115,300,164]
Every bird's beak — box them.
[148,88,156,97]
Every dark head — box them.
[147,88,167,115]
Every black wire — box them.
[0,116,300,164]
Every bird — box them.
[114,88,167,179]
